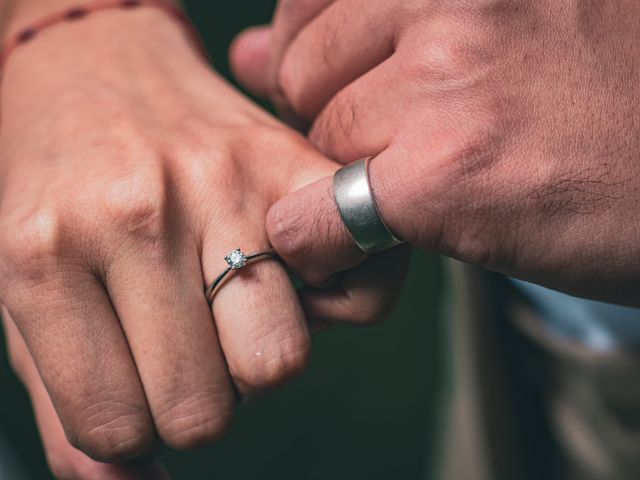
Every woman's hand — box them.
[0,5,406,478]
[233,0,640,306]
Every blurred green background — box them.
[0,2,445,479]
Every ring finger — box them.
[202,222,310,399]
[104,239,235,450]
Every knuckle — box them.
[403,27,493,89]
[103,173,168,243]
[70,425,153,464]
[68,400,154,463]
[409,41,473,84]
[430,128,504,261]
[155,391,235,450]
[0,209,65,276]
[309,90,359,156]
[234,335,311,391]
[180,136,242,190]
[445,127,501,185]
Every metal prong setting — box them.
[205,249,277,304]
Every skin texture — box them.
[232,0,640,307]
[0,2,409,478]
[1,5,319,476]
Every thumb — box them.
[267,150,422,287]
[229,25,273,98]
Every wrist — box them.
[1,2,204,85]
[0,0,199,82]
[0,4,219,133]
[3,0,182,40]
[6,0,100,41]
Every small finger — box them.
[2,309,170,480]
[0,264,154,463]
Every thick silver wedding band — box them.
[333,158,403,254]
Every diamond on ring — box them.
[225,249,247,270]
[206,248,277,303]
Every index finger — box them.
[269,0,336,110]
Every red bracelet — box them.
[0,0,208,79]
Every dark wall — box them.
[185,1,277,86]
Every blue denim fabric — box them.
[513,279,640,351]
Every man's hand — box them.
[0,4,409,478]
[233,0,640,307]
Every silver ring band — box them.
[333,158,403,254]
[205,248,276,303]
